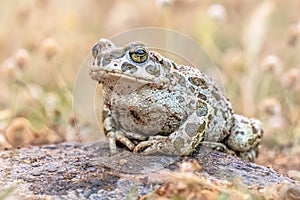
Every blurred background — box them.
[0,0,299,175]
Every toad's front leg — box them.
[103,115,134,154]
[103,110,147,154]
[133,100,214,155]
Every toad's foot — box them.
[107,131,135,155]
[226,115,263,152]
[133,135,169,154]
[200,141,235,155]
[237,147,259,162]
[225,114,263,161]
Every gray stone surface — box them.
[0,141,297,199]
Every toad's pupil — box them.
[135,48,146,55]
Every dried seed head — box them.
[27,83,45,100]
[0,58,21,80]
[244,194,254,200]
[42,128,63,145]
[155,0,174,9]
[286,24,300,46]
[45,92,60,112]
[281,68,300,91]
[35,0,49,8]
[259,97,281,116]
[41,38,58,59]
[207,3,227,22]
[4,118,34,147]
[15,48,31,70]
[16,1,33,22]
[0,133,12,149]
[260,54,282,74]
[267,115,286,130]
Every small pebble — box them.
[88,161,98,167]
[57,166,67,174]
[87,167,96,172]
[31,162,41,167]
[47,163,57,172]
[119,159,128,165]
[70,168,78,173]
[42,144,57,150]
[61,143,79,148]
[31,169,42,176]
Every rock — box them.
[0,141,298,199]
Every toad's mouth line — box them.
[89,69,167,86]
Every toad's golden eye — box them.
[129,47,148,63]
[92,44,98,58]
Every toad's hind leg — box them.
[225,114,263,161]
[133,121,208,155]
[134,100,214,155]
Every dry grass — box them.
[0,0,299,198]
[139,160,298,200]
